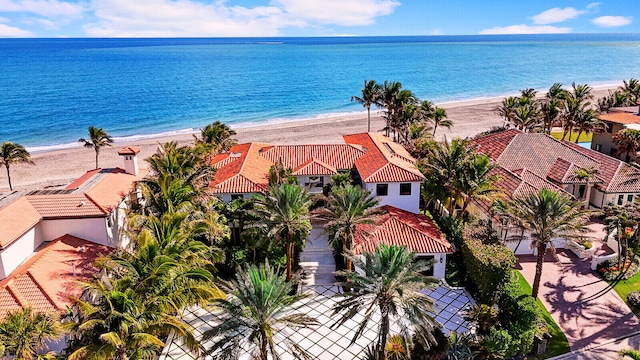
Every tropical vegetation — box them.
[0,140,34,191]
[78,125,114,169]
[0,307,62,360]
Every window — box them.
[231,194,243,200]
[611,148,618,156]
[594,144,602,152]
[400,183,412,195]
[376,184,388,196]
[578,185,586,198]
[628,195,634,202]
[305,176,324,188]
[618,195,624,205]
[606,123,613,133]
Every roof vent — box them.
[78,246,86,253]
[383,142,396,154]
[229,152,242,158]
[78,201,86,207]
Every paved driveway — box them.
[517,249,640,351]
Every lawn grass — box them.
[550,131,593,143]
[516,272,571,359]
[611,271,640,316]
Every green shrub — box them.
[477,328,515,359]
[628,291,640,308]
[598,256,640,281]
[496,273,538,355]
[582,240,593,250]
[461,238,516,304]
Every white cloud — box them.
[479,24,571,35]
[83,0,399,37]
[273,0,399,26]
[0,0,84,18]
[0,22,33,36]
[586,2,601,10]
[592,15,632,27]
[531,7,585,25]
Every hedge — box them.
[461,237,516,304]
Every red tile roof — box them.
[209,133,424,195]
[26,194,107,218]
[343,133,425,183]
[0,197,42,248]
[599,112,640,125]
[117,146,141,155]
[472,130,640,195]
[353,205,453,255]
[67,168,148,211]
[0,235,109,315]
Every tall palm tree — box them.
[510,103,542,132]
[204,263,318,360]
[194,121,237,153]
[560,83,594,141]
[422,137,475,215]
[458,154,501,213]
[0,307,62,360]
[320,184,382,272]
[431,106,453,136]
[332,245,439,360]
[0,141,34,191]
[252,183,312,281]
[619,78,640,105]
[379,81,403,136]
[506,189,592,298]
[352,80,382,132]
[78,126,114,169]
[613,128,640,162]
[573,108,603,143]
[494,97,519,127]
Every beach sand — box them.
[0,86,617,192]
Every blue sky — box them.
[0,0,636,37]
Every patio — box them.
[159,282,475,360]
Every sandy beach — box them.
[0,86,617,192]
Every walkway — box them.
[550,331,640,359]
[517,249,640,351]
[299,223,336,286]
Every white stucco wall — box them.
[39,217,110,247]
[356,253,447,280]
[0,226,44,280]
[363,181,421,214]
[218,193,255,203]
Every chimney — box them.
[117,146,141,175]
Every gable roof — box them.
[0,197,42,248]
[26,193,107,218]
[343,133,425,183]
[67,168,149,211]
[353,205,453,255]
[599,111,640,125]
[472,130,640,194]
[0,235,109,316]
[208,133,424,194]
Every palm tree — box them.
[0,307,62,360]
[494,97,519,127]
[352,80,382,132]
[379,81,403,136]
[619,78,640,105]
[458,154,501,213]
[204,263,318,360]
[430,106,453,136]
[252,183,312,281]
[560,83,594,141]
[194,121,237,153]
[78,126,114,169]
[573,166,600,208]
[510,103,542,132]
[613,128,640,162]
[332,245,439,360]
[506,189,592,298]
[422,137,475,215]
[573,108,603,143]
[0,141,34,191]
[320,184,382,272]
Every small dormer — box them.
[117,146,141,175]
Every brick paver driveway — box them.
[517,249,640,351]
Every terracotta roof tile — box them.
[260,144,364,171]
[354,205,453,255]
[26,193,107,218]
[82,168,149,211]
[343,133,425,183]
[0,235,109,315]
[66,168,101,190]
[292,158,337,176]
[209,143,272,194]
[599,112,640,125]
[0,197,42,248]
[117,146,141,155]
[472,129,521,160]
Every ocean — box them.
[1,34,640,151]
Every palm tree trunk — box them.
[433,124,438,137]
[513,228,525,253]
[575,131,583,143]
[378,308,390,360]
[286,237,294,282]
[4,164,12,191]
[95,148,99,169]
[367,107,371,132]
[260,331,269,360]
[532,242,548,299]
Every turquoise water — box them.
[1,34,640,150]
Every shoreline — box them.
[0,84,621,192]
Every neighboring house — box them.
[0,146,146,314]
[592,106,640,162]
[473,129,640,210]
[354,205,454,279]
[209,132,425,213]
